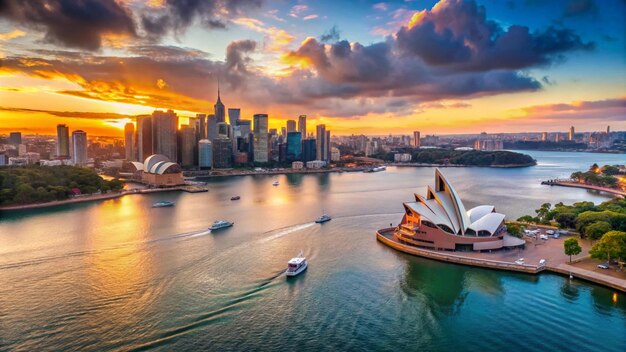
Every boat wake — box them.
[261,222,316,242]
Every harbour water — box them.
[0,151,625,351]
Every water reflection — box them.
[559,280,581,302]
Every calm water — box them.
[0,150,625,351]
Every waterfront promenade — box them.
[542,179,626,197]
[377,228,626,292]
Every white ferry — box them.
[209,220,234,231]
[315,214,331,224]
[152,201,175,208]
[272,180,280,186]
[285,251,308,277]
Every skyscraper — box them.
[124,122,135,161]
[196,113,207,140]
[217,122,231,138]
[198,139,212,169]
[316,124,326,161]
[207,114,218,141]
[71,130,87,166]
[286,131,302,162]
[253,114,269,163]
[569,126,575,141]
[239,120,252,137]
[180,125,196,168]
[413,131,420,147]
[212,136,232,168]
[152,110,178,162]
[214,85,225,123]
[325,130,331,161]
[228,108,240,126]
[8,132,21,145]
[56,124,70,159]
[302,138,316,162]
[286,120,296,133]
[298,115,307,136]
[541,132,548,141]
[136,115,153,162]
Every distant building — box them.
[541,132,548,141]
[136,115,153,162]
[8,157,28,166]
[316,125,327,162]
[331,147,340,162]
[286,120,297,133]
[180,125,196,168]
[152,110,178,162]
[56,124,70,159]
[217,122,231,138]
[394,153,411,162]
[413,131,420,147]
[292,161,304,169]
[71,130,88,166]
[234,152,249,165]
[569,126,575,141]
[228,108,240,126]
[253,114,269,163]
[306,160,326,169]
[286,131,302,162]
[298,115,307,137]
[196,113,207,140]
[239,119,251,137]
[212,136,232,168]
[474,139,503,151]
[198,139,212,169]
[124,122,135,161]
[302,138,316,162]
[207,114,218,141]
[8,132,21,145]
[214,87,225,123]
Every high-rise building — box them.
[253,114,269,163]
[413,131,420,147]
[286,132,302,162]
[152,110,178,162]
[212,136,232,168]
[56,124,70,159]
[180,125,196,168]
[554,133,561,143]
[214,86,225,123]
[8,132,21,145]
[137,115,153,162]
[217,122,231,138]
[607,125,610,134]
[298,115,307,137]
[239,120,252,137]
[124,122,135,161]
[325,130,331,161]
[228,108,240,126]
[198,139,212,169]
[286,120,297,133]
[71,130,88,166]
[207,114,218,141]
[541,132,548,141]
[302,139,316,162]
[196,113,207,140]
[316,124,326,162]
[569,126,575,141]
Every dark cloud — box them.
[396,0,594,71]
[0,0,136,50]
[0,106,134,120]
[563,0,596,17]
[320,25,341,43]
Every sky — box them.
[0,0,624,137]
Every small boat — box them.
[209,220,234,230]
[272,180,280,186]
[285,251,308,277]
[315,214,332,224]
[364,166,386,173]
[152,201,174,208]
[230,196,241,201]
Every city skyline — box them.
[0,0,625,136]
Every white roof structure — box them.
[404,169,506,237]
[143,154,181,175]
[144,154,169,172]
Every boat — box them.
[152,201,174,208]
[364,166,386,173]
[230,196,241,201]
[285,251,308,277]
[209,220,234,230]
[315,213,332,224]
[272,180,280,186]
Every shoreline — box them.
[388,162,536,168]
[376,228,626,293]
[542,180,626,197]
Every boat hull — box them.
[209,223,234,231]
[285,261,307,277]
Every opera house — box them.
[125,154,184,187]
[389,169,524,251]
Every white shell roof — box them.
[144,154,169,172]
[468,212,505,235]
[467,205,495,223]
[149,161,177,174]
[129,161,144,171]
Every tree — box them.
[507,223,523,238]
[564,238,582,263]
[590,231,626,266]
[584,221,612,241]
[601,165,619,176]
[555,212,577,229]
[517,215,536,223]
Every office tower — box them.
[238,120,252,137]
[217,122,231,138]
[71,130,87,166]
[413,131,420,147]
[212,136,232,168]
[298,115,307,136]
[607,125,610,134]
[281,127,286,137]
[198,139,212,169]
[207,114,217,141]
[302,139,316,162]
[196,113,207,140]
[286,132,302,162]
[316,124,326,161]
[180,125,196,168]
[124,122,135,161]
[286,120,296,133]
[56,124,70,159]
[253,114,269,163]
[541,132,548,141]
[569,126,575,141]
[214,85,225,123]
[325,130,331,161]
[8,132,21,145]
[278,143,287,163]
[228,108,240,126]
[152,109,178,162]
[555,133,561,143]
[137,115,153,161]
